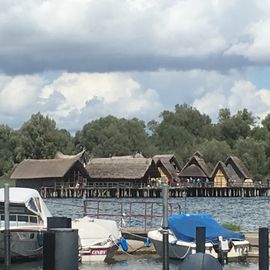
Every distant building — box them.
[226,156,253,187]
[86,155,160,187]
[11,154,89,189]
[153,154,182,185]
[179,151,212,184]
[211,161,241,187]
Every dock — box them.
[39,185,270,198]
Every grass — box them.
[222,222,241,231]
[0,175,15,188]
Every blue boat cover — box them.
[168,214,245,245]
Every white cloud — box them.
[193,80,270,121]
[225,18,270,61]
[41,72,161,119]
[0,74,44,113]
[0,72,162,130]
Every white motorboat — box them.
[148,214,250,262]
[72,216,122,263]
[0,187,52,261]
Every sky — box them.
[1,0,270,133]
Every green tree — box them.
[262,113,270,132]
[75,115,152,157]
[233,138,269,180]
[17,113,74,159]
[0,125,17,176]
[216,108,255,145]
[149,104,214,164]
[196,139,233,168]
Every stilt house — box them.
[153,154,182,185]
[11,155,89,189]
[86,155,160,188]
[179,151,212,185]
[211,161,241,187]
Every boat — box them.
[148,213,250,262]
[0,187,52,261]
[72,216,123,263]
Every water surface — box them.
[5,196,270,269]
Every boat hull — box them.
[0,231,43,261]
[148,230,249,262]
[80,243,118,263]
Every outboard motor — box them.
[217,236,230,265]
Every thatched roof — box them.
[179,164,207,178]
[225,156,252,179]
[153,154,174,162]
[55,149,89,164]
[11,158,88,180]
[181,152,212,178]
[86,156,159,179]
[211,161,242,184]
[153,154,181,179]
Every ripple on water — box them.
[45,197,270,231]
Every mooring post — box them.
[82,192,87,216]
[259,227,269,270]
[196,226,205,253]
[44,217,78,270]
[4,183,11,268]
[162,184,169,270]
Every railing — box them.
[0,214,41,228]
[43,181,270,190]
[51,181,147,189]
[82,199,181,232]
[86,182,145,188]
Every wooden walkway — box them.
[39,186,270,198]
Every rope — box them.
[170,243,191,260]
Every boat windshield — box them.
[0,202,42,228]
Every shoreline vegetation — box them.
[1,104,270,183]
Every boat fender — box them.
[37,231,43,247]
[120,238,128,252]
[145,238,151,248]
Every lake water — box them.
[45,196,270,231]
[6,255,259,270]
[4,197,270,269]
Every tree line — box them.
[1,104,270,181]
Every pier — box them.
[39,182,270,198]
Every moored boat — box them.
[0,187,52,261]
[72,216,122,263]
[148,213,250,262]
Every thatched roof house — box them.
[153,154,181,184]
[86,155,160,186]
[11,157,89,189]
[179,151,212,181]
[225,156,253,186]
[211,161,242,187]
